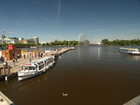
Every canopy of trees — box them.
[102,39,140,46]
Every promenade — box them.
[0,47,72,76]
[0,57,31,73]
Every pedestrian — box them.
[23,54,26,59]
[12,58,16,66]
[17,53,20,59]
[1,56,4,62]
[3,61,8,67]
[15,56,18,62]
[29,58,32,62]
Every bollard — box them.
[3,67,5,75]
[8,66,10,76]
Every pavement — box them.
[0,57,31,73]
[0,47,72,74]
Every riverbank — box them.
[0,47,73,81]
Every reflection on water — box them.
[127,55,140,61]
[98,47,100,59]
[0,63,56,94]
[18,72,48,92]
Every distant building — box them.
[33,37,39,44]
[0,37,18,44]
[22,39,35,44]
[18,37,24,43]
[8,37,18,43]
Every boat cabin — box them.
[20,56,54,71]
[119,47,139,53]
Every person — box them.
[17,53,20,59]
[1,56,4,62]
[23,54,26,59]
[12,58,16,66]
[3,61,8,67]
[29,58,32,62]
[15,56,18,62]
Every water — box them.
[1,46,140,105]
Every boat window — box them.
[29,67,35,70]
[22,66,28,70]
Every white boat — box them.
[18,56,55,81]
[70,47,75,50]
[30,46,37,48]
[119,47,140,55]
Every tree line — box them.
[101,39,140,46]
[0,40,90,48]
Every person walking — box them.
[12,58,16,66]
[15,56,18,62]
[23,54,26,59]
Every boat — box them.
[18,56,55,81]
[119,47,140,55]
[70,47,75,50]
[30,46,37,48]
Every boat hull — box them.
[18,71,42,81]
[128,52,140,55]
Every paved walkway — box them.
[0,47,72,74]
[0,57,31,73]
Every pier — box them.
[0,47,73,81]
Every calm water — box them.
[1,46,140,105]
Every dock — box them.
[0,47,73,81]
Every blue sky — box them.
[0,0,140,43]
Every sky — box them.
[0,0,140,43]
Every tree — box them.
[102,39,110,45]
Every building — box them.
[33,37,39,44]
[22,39,35,44]
[8,37,18,43]
[0,37,18,44]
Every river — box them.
[1,46,140,105]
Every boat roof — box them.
[31,56,53,63]
[21,56,54,66]
[120,47,139,50]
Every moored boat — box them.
[70,47,75,50]
[18,56,55,81]
[119,47,140,55]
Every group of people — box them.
[1,51,47,67]
[12,53,20,66]
[23,51,46,60]
[2,53,20,67]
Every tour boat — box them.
[119,47,140,55]
[70,47,75,50]
[18,56,55,81]
[30,46,37,48]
